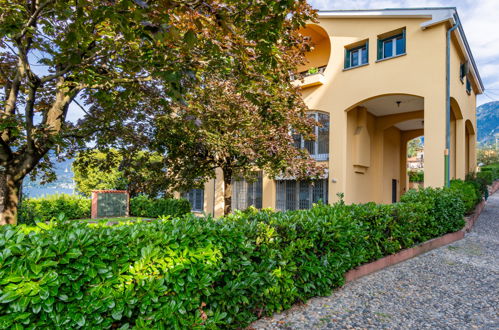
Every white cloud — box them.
[308,0,499,98]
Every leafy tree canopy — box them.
[0,0,317,223]
[72,149,166,197]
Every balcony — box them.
[292,66,327,89]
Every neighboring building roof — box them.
[318,8,484,94]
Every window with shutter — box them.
[378,28,406,60]
[344,41,369,69]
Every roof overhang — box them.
[318,8,484,94]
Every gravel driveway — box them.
[250,192,499,330]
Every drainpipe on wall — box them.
[445,17,459,187]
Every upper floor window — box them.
[378,29,406,60]
[460,63,467,81]
[183,188,204,212]
[466,77,472,94]
[292,112,329,161]
[232,172,263,211]
[345,41,368,69]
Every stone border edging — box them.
[344,195,489,283]
[490,180,499,195]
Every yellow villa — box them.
[181,8,484,216]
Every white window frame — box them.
[348,45,368,68]
[381,34,404,59]
[294,112,329,161]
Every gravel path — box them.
[250,192,499,330]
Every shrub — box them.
[399,187,465,241]
[480,163,499,180]
[0,187,467,329]
[466,173,489,200]
[18,194,91,225]
[477,170,493,185]
[450,179,481,214]
[129,195,191,218]
[408,170,424,182]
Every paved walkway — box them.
[251,192,499,329]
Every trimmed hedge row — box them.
[129,195,191,218]
[18,194,91,225]
[0,187,469,329]
[480,163,499,181]
[18,194,191,225]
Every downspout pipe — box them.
[445,18,459,187]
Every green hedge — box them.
[18,194,91,225]
[129,195,191,218]
[450,179,482,214]
[0,187,468,329]
[480,163,499,180]
[408,170,424,182]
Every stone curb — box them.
[344,192,491,283]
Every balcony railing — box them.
[291,65,327,88]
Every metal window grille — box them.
[232,172,263,211]
[275,179,328,211]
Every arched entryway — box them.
[465,120,476,174]
[345,94,424,204]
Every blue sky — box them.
[309,0,499,106]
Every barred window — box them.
[276,179,328,211]
[232,172,263,211]
[183,188,204,212]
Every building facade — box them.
[182,8,484,216]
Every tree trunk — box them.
[0,170,21,225]
[222,167,233,216]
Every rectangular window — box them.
[460,63,466,81]
[183,188,204,212]
[378,29,406,60]
[232,172,263,211]
[466,77,472,94]
[345,42,368,69]
[275,179,328,211]
[292,112,329,161]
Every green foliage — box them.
[407,137,423,158]
[18,194,91,225]
[129,196,191,218]
[465,173,489,201]
[477,171,494,185]
[480,163,499,180]
[73,150,167,197]
[477,146,499,166]
[399,187,465,241]
[0,187,469,328]
[450,179,481,214]
[408,170,424,182]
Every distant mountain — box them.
[22,158,76,198]
[477,101,499,145]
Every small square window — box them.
[345,42,368,69]
[378,29,406,60]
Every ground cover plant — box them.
[0,186,475,329]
